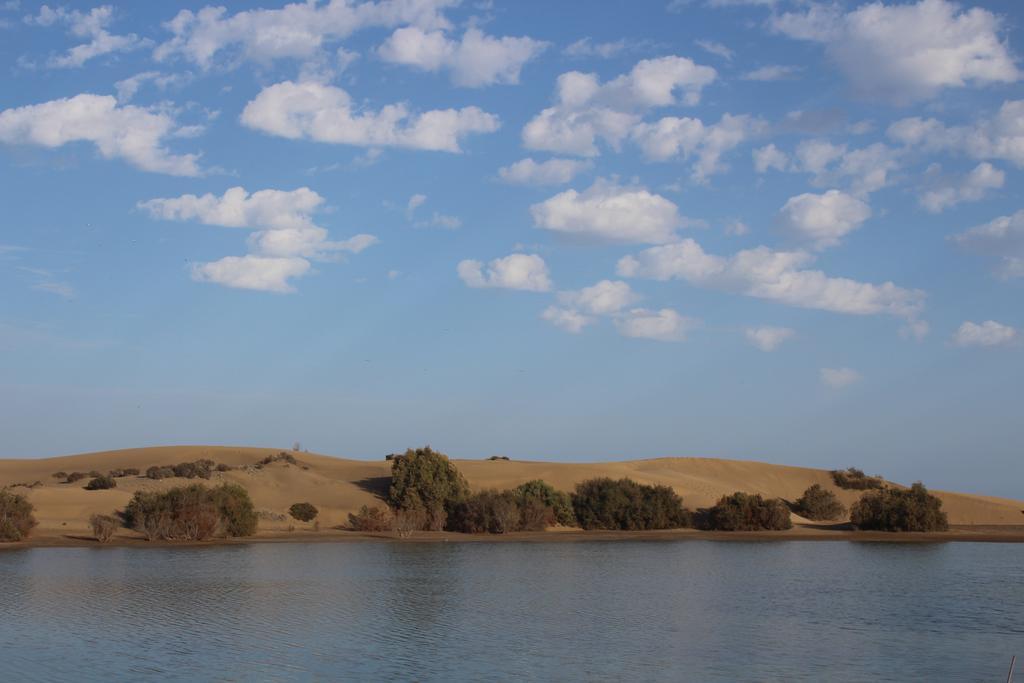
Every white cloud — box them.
[0,94,201,175]
[154,0,456,69]
[557,280,638,315]
[531,179,683,244]
[457,253,551,291]
[696,39,732,60]
[617,238,924,318]
[775,139,900,196]
[378,26,547,87]
[191,256,311,293]
[541,306,594,333]
[951,209,1024,279]
[777,190,872,250]
[114,71,191,103]
[614,308,695,342]
[141,186,376,292]
[631,113,767,181]
[753,144,789,173]
[522,56,718,157]
[919,162,1004,213]
[406,193,427,218]
[745,326,794,351]
[26,5,149,68]
[771,0,1020,104]
[952,320,1017,347]
[888,101,1024,168]
[240,80,499,152]
[900,319,931,341]
[821,367,861,389]
[564,37,626,59]
[742,65,800,81]
[498,158,591,185]
[416,212,461,229]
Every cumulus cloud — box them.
[777,190,871,250]
[522,56,718,156]
[541,306,594,333]
[952,320,1017,347]
[617,238,924,319]
[951,209,1024,279]
[745,326,794,351]
[497,158,591,185]
[563,37,626,59]
[557,280,638,315]
[457,253,551,291]
[240,80,499,152]
[614,308,695,342]
[530,179,683,244]
[378,26,547,86]
[154,0,456,69]
[25,4,149,68]
[140,186,376,292]
[919,162,1004,213]
[888,101,1024,168]
[753,143,789,172]
[770,0,1020,104]
[630,113,767,181]
[821,367,861,389]
[0,94,201,175]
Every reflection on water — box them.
[1,540,1022,681]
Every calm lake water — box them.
[1,540,1022,682]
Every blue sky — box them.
[1,0,1022,497]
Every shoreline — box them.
[5,525,1024,551]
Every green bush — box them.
[571,478,690,530]
[289,502,318,522]
[795,484,846,521]
[514,480,576,526]
[172,459,215,479]
[90,514,119,543]
[850,482,949,532]
[831,467,885,490]
[124,483,257,541]
[705,492,793,531]
[388,446,469,531]
[348,505,392,532]
[0,489,38,541]
[84,475,117,490]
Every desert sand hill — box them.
[1,446,1022,539]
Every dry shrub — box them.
[124,483,257,541]
[831,467,885,490]
[795,484,846,521]
[704,492,793,531]
[259,452,298,466]
[392,508,424,538]
[850,482,949,532]
[84,475,117,490]
[0,489,38,541]
[90,514,119,543]
[289,502,319,522]
[571,478,691,530]
[348,505,392,532]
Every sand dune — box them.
[2,446,1022,539]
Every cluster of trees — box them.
[123,483,258,541]
[146,459,219,480]
[0,489,38,541]
[54,468,139,485]
[850,482,948,532]
[84,474,117,490]
[703,492,793,531]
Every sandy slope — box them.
[2,446,1022,539]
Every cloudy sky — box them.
[1,0,1021,496]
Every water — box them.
[1,540,1022,682]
